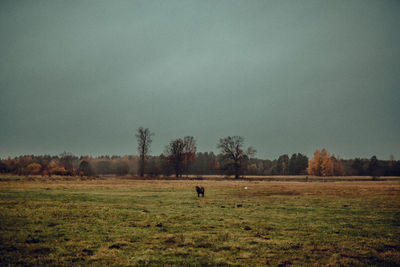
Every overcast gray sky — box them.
[1,0,399,159]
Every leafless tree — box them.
[217,136,256,179]
[135,127,154,177]
[183,136,197,176]
[165,136,197,177]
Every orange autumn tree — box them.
[47,160,67,176]
[308,149,344,176]
[307,149,322,176]
[26,163,42,175]
[321,149,333,176]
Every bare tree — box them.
[183,136,197,176]
[165,138,185,178]
[135,127,154,177]
[217,136,256,179]
[165,136,197,177]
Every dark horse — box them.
[195,186,205,197]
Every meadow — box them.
[0,176,399,266]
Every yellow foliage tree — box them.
[27,163,42,175]
[321,149,333,176]
[308,149,345,176]
[47,161,58,175]
[307,149,321,176]
[48,160,67,175]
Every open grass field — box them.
[1,177,400,266]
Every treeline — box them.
[1,151,399,177]
[3,127,398,178]
[145,152,309,176]
[0,152,307,177]
[306,149,400,176]
[0,153,136,177]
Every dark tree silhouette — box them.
[288,153,308,175]
[159,153,173,177]
[217,136,256,179]
[135,127,154,177]
[276,154,289,175]
[165,139,185,177]
[183,136,197,176]
[369,155,380,177]
[78,160,93,176]
[0,161,8,173]
[351,158,365,175]
[165,136,197,177]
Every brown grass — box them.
[1,176,399,199]
[1,176,399,266]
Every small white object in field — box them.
[244,186,248,190]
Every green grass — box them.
[1,178,399,266]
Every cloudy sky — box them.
[1,0,399,159]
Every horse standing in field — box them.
[195,186,205,197]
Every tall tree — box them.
[135,127,154,177]
[307,149,322,176]
[164,136,197,177]
[165,138,186,177]
[320,149,333,176]
[351,158,365,175]
[368,155,380,177]
[217,136,256,179]
[308,149,343,176]
[288,153,308,175]
[331,156,345,176]
[78,160,93,176]
[183,136,197,176]
[276,154,289,175]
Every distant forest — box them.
[1,128,399,178]
[1,151,399,177]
